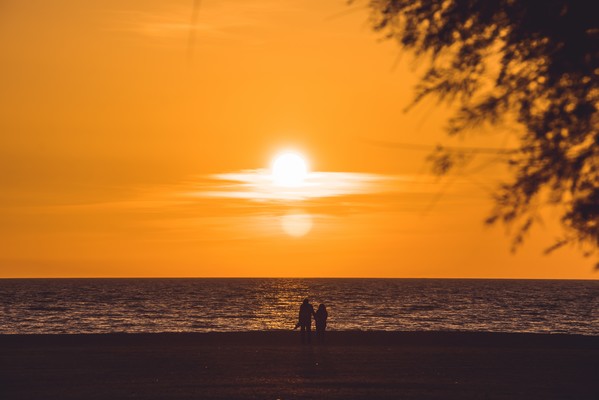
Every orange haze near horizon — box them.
[0,0,596,279]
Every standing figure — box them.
[298,298,315,344]
[315,304,328,343]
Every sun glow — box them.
[281,212,313,237]
[198,152,395,238]
[271,152,309,187]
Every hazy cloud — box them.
[107,0,303,44]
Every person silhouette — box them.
[297,298,315,344]
[315,304,328,343]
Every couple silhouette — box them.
[295,298,328,344]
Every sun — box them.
[271,151,309,187]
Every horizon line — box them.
[0,276,596,281]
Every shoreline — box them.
[1,330,598,346]
[2,331,597,399]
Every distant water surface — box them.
[1,279,597,335]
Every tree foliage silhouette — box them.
[365,0,599,262]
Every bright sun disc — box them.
[271,152,308,187]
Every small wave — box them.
[28,306,69,312]
[402,304,439,312]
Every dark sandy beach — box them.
[1,331,597,399]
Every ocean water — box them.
[0,278,597,335]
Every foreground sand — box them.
[1,331,597,399]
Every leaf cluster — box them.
[366,0,599,262]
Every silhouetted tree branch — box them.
[363,0,599,264]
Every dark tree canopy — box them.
[365,0,599,262]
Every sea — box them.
[1,279,597,335]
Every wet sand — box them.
[1,331,597,399]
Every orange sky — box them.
[0,0,595,278]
